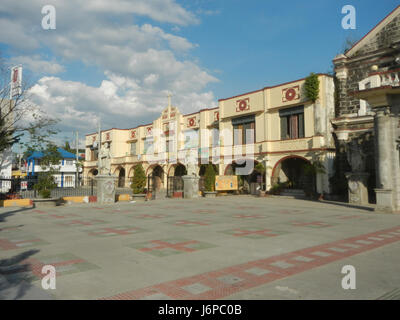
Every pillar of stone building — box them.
[345,136,371,206]
[374,107,394,212]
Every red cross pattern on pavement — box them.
[232,229,278,237]
[0,238,42,250]
[89,227,140,236]
[174,220,209,226]
[233,214,263,219]
[135,214,166,219]
[139,240,199,253]
[291,221,331,227]
[62,219,104,226]
[24,258,86,278]
[48,214,78,219]
[193,209,216,214]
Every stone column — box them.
[182,175,200,199]
[374,107,393,212]
[375,107,392,189]
[95,174,118,204]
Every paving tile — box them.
[217,275,244,285]
[328,247,348,253]
[270,261,294,269]
[311,251,332,257]
[182,283,212,295]
[293,256,314,262]
[355,240,373,245]
[244,267,271,276]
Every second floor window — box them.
[143,139,153,155]
[279,105,304,140]
[184,129,199,149]
[130,142,136,156]
[232,115,255,145]
[211,127,219,147]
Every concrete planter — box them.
[33,198,60,208]
[132,194,146,201]
[203,191,217,198]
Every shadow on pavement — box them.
[320,200,375,212]
[0,249,42,300]
[0,206,33,223]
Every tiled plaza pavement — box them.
[1,196,400,300]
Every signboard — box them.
[21,181,28,190]
[10,65,22,99]
[215,175,238,191]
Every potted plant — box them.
[203,164,217,198]
[131,164,147,201]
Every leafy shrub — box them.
[304,72,320,103]
[204,164,216,192]
[131,164,146,194]
[34,171,57,198]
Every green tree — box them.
[131,164,146,194]
[254,162,266,175]
[64,141,74,153]
[32,144,62,198]
[204,164,216,192]
[304,72,320,103]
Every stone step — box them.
[280,189,306,198]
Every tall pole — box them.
[98,119,102,173]
[76,131,79,187]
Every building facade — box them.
[27,148,82,187]
[84,74,335,195]
[332,5,400,204]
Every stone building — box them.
[332,5,400,207]
[83,74,336,196]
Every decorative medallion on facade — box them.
[105,132,111,141]
[214,111,219,122]
[236,98,250,112]
[282,86,300,103]
[131,130,136,139]
[146,126,153,136]
[187,117,197,128]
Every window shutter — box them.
[298,113,304,138]
[280,116,287,140]
[291,115,298,139]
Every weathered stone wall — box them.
[335,15,400,117]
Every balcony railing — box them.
[360,69,400,90]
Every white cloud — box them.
[1,0,219,137]
[10,55,65,74]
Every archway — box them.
[118,168,125,187]
[88,168,98,177]
[271,156,313,191]
[149,165,164,191]
[224,160,264,193]
[174,163,187,177]
[167,163,186,197]
[199,164,218,177]
[198,164,218,192]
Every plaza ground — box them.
[1,195,400,300]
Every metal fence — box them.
[0,175,133,199]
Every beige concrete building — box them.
[83,74,335,195]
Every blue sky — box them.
[0,0,398,147]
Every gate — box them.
[167,176,184,198]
